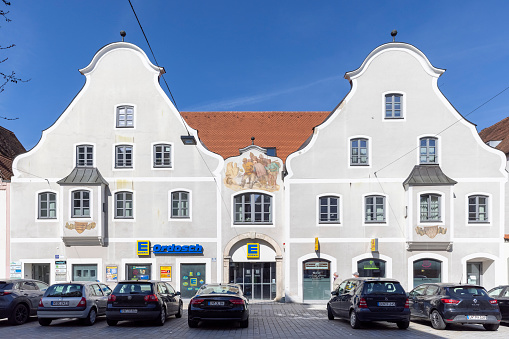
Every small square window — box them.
[117,106,134,128]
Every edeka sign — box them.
[153,244,203,254]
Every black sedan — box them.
[487,285,509,323]
[106,280,182,326]
[188,283,249,328]
[408,283,501,330]
[0,279,48,325]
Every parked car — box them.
[0,279,48,325]
[487,285,509,323]
[37,281,112,326]
[327,278,410,329]
[408,283,501,330]
[106,280,182,326]
[188,283,249,328]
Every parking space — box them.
[0,302,508,338]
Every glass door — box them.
[302,259,330,301]
[229,262,276,300]
[467,262,482,285]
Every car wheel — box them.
[175,301,183,318]
[155,307,166,326]
[188,319,199,328]
[430,310,446,330]
[240,317,249,328]
[483,323,499,331]
[327,305,334,320]
[397,320,409,329]
[8,303,29,325]
[107,319,118,326]
[38,318,52,326]
[83,308,97,326]
[350,310,361,329]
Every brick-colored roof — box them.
[0,154,13,180]
[0,126,26,159]
[181,112,330,161]
[479,116,509,154]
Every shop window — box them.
[357,258,386,277]
[302,259,331,301]
[413,259,441,288]
[126,264,151,280]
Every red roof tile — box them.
[181,112,330,161]
[479,116,509,154]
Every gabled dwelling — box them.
[0,126,26,277]
[284,41,508,302]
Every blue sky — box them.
[1,1,509,150]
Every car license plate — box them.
[467,315,486,320]
[51,301,69,306]
[209,301,225,306]
[120,309,138,314]
[377,302,395,306]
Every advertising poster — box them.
[106,266,118,282]
[160,266,171,281]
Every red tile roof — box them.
[0,154,13,180]
[479,116,509,155]
[181,112,330,161]
[0,126,26,159]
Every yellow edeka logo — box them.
[137,240,150,256]
[247,243,259,259]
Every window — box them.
[234,193,272,224]
[420,137,437,164]
[319,196,339,223]
[116,105,134,128]
[171,191,190,218]
[115,145,133,168]
[76,145,94,167]
[365,195,385,223]
[350,138,368,165]
[72,190,90,218]
[357,259,386,277]
[468,195,488,222]
[266,147,277,156]
[153,144,172,168]
[413,259,441,288]
[38,192,56,219]
[420,194,441,222]
[385,94,403,118]
[115,191,133,219]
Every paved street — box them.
[1,302,508,338]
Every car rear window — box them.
[113,283,153,294]
[198,285,240,295]
[45,284,83,297]
[0,283,13,290]
[447,286,488,298]
[363,282,405,295]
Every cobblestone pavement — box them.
[1,302,508,338]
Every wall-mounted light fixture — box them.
[181,135,197,145]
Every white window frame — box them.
[114,190,135,220]
[113,143,135,171]
[73,142,96,168]
[362,193,388,226]
[168,189,192,222]
[316,193,342,226]
[418,136,439,164]
[231,190,275,228]
[35,189,59,223]
[151,141,174,170]
[70,189,93,220]
[382,91,406,121]
[114,103,137,130]
[348,136,372,168]
[466,192,491,225]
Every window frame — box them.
[419,137,438,164]
[71,189,92,219]
[170,190,191,220]
[420,193,442,222]
[114,191,134,219]
[115,144,134,169]
[318,194,341,225]
[76,144,94,167]
[152,142,174,169]
[233,192,273,225]
[38,191,57,220]
[116,105,135,128]
[364,194,386,224]
[384,93,404,119]
[467,194,489,223]
[350,137,370,166]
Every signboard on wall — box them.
[106,266,118,282]
[55,260,67,281]
[247,243,260,259]
[10,262,21,279]
[160,266,172,281]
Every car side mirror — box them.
[331,290,338,296]
[176,291,181,296]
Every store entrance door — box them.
[229,262,276,300]
[302,259,331,301]
[180,264,206,298]
[31,264,50,284]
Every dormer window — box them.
[116,105,134,128]
[385,94,403,119]
[76,145,93,167]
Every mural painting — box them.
[225,152,281,192]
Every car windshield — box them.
[363,282,405,295]
[0,283,13,290]
[447,286,488,298]
[197,285,240,295]
[45,284,83,297]
[113,283,153,294]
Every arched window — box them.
[38,192,56,219]
[357,259,386,277]
[234,193,272,224]
[413,259,441,287]
[71,190,90,218]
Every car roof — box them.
[351,278,402,283]
[0,279,44,284]
[416,283,485,289]
[117,280,163,284]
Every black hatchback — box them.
[0,279,48,325]
[408,283,501,330]
[106,280,182,326]
[327,278,410,329]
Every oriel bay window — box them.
[72,190,90,218]
[420,194,441,222]
[234,193,272,224]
